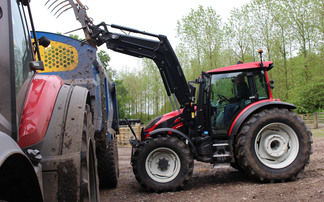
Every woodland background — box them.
[91,0,323,124]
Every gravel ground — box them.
[100,135,324,201]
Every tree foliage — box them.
[176,5,224,80]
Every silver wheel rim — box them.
[255,123,299,169]
[145,147,181,183]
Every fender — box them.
[149,128,197,156]
[229,100,296,137]
[25,85,91,156]
[18,74,63,148]
[23,85,91,201]
[0,132,43,201]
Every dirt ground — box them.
[100,134,324,201]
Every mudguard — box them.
[24,84,91,201]
[0,132,43,201]
[18,74,63,149]
[229,100,296,137]
[149,128,197,156]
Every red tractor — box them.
[132,56,313,192]
[0,0,99,200]
[56,0,312,193]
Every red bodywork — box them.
[18,74,63,148]
[228,98,280,136]
[207,61,273,73]
[144,109,183,139]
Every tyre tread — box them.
[235,107,312,182]
[133,135,193,192]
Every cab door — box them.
[209,72,252,136]
[196,71,211,133]
[0,0,34,138]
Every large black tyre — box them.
[235,107,312,182]
[96,137,119,188]
[231,135,244,172]
[132,135,194,192]
[230,159,243,172]
[80,105,100,201]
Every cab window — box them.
[254,70,269,100]
[11,0,34,119]
[210,72,251,132]
[11,0,34,96]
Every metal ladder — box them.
[212,141,232,168]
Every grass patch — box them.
[311,128,324,137]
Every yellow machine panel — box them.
[39,41,78,72]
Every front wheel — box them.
[235,108,312,182]
[132,135,193,192]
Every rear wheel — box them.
[97,137,119,188]
[80,105,100,201]
[235,108,312,182]
[132,135,193,192]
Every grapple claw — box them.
[56,7,73,18]
[45,0,73,18]
[44,0,94,42]
[50,0,68,13]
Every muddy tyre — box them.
[230,161,243,172]
[132,135,193,192]
[235,107,312,182]
[80,105,100,201]
[97,137,119,188]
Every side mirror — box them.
[29,61,44,71]
[188,83,196,99]
[269,80,275,89]
[19,0,30,6]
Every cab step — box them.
[212,140,232,164]
[213,163,231,169]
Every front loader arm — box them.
[87,22,192,108]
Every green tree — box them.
[98,50,117,80]
[225,6,255,63]
[115,79,132,119]
[68,34,83,40]
[292,78,324,113]
[177,5,224,80]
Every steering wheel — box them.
[218,94,230,102]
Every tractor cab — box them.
[199,61,273,137]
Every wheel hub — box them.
[157,158,170,171]
[145,147,181,183]
[264,135,288,158]
[255,122,299,169]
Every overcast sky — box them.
[31,0,251,71]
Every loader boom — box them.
[89,22,193,110]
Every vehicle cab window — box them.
[209,70,269,135]
[254,70,269,100]
[11,0,34,120]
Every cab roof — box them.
[207,61,273,74]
